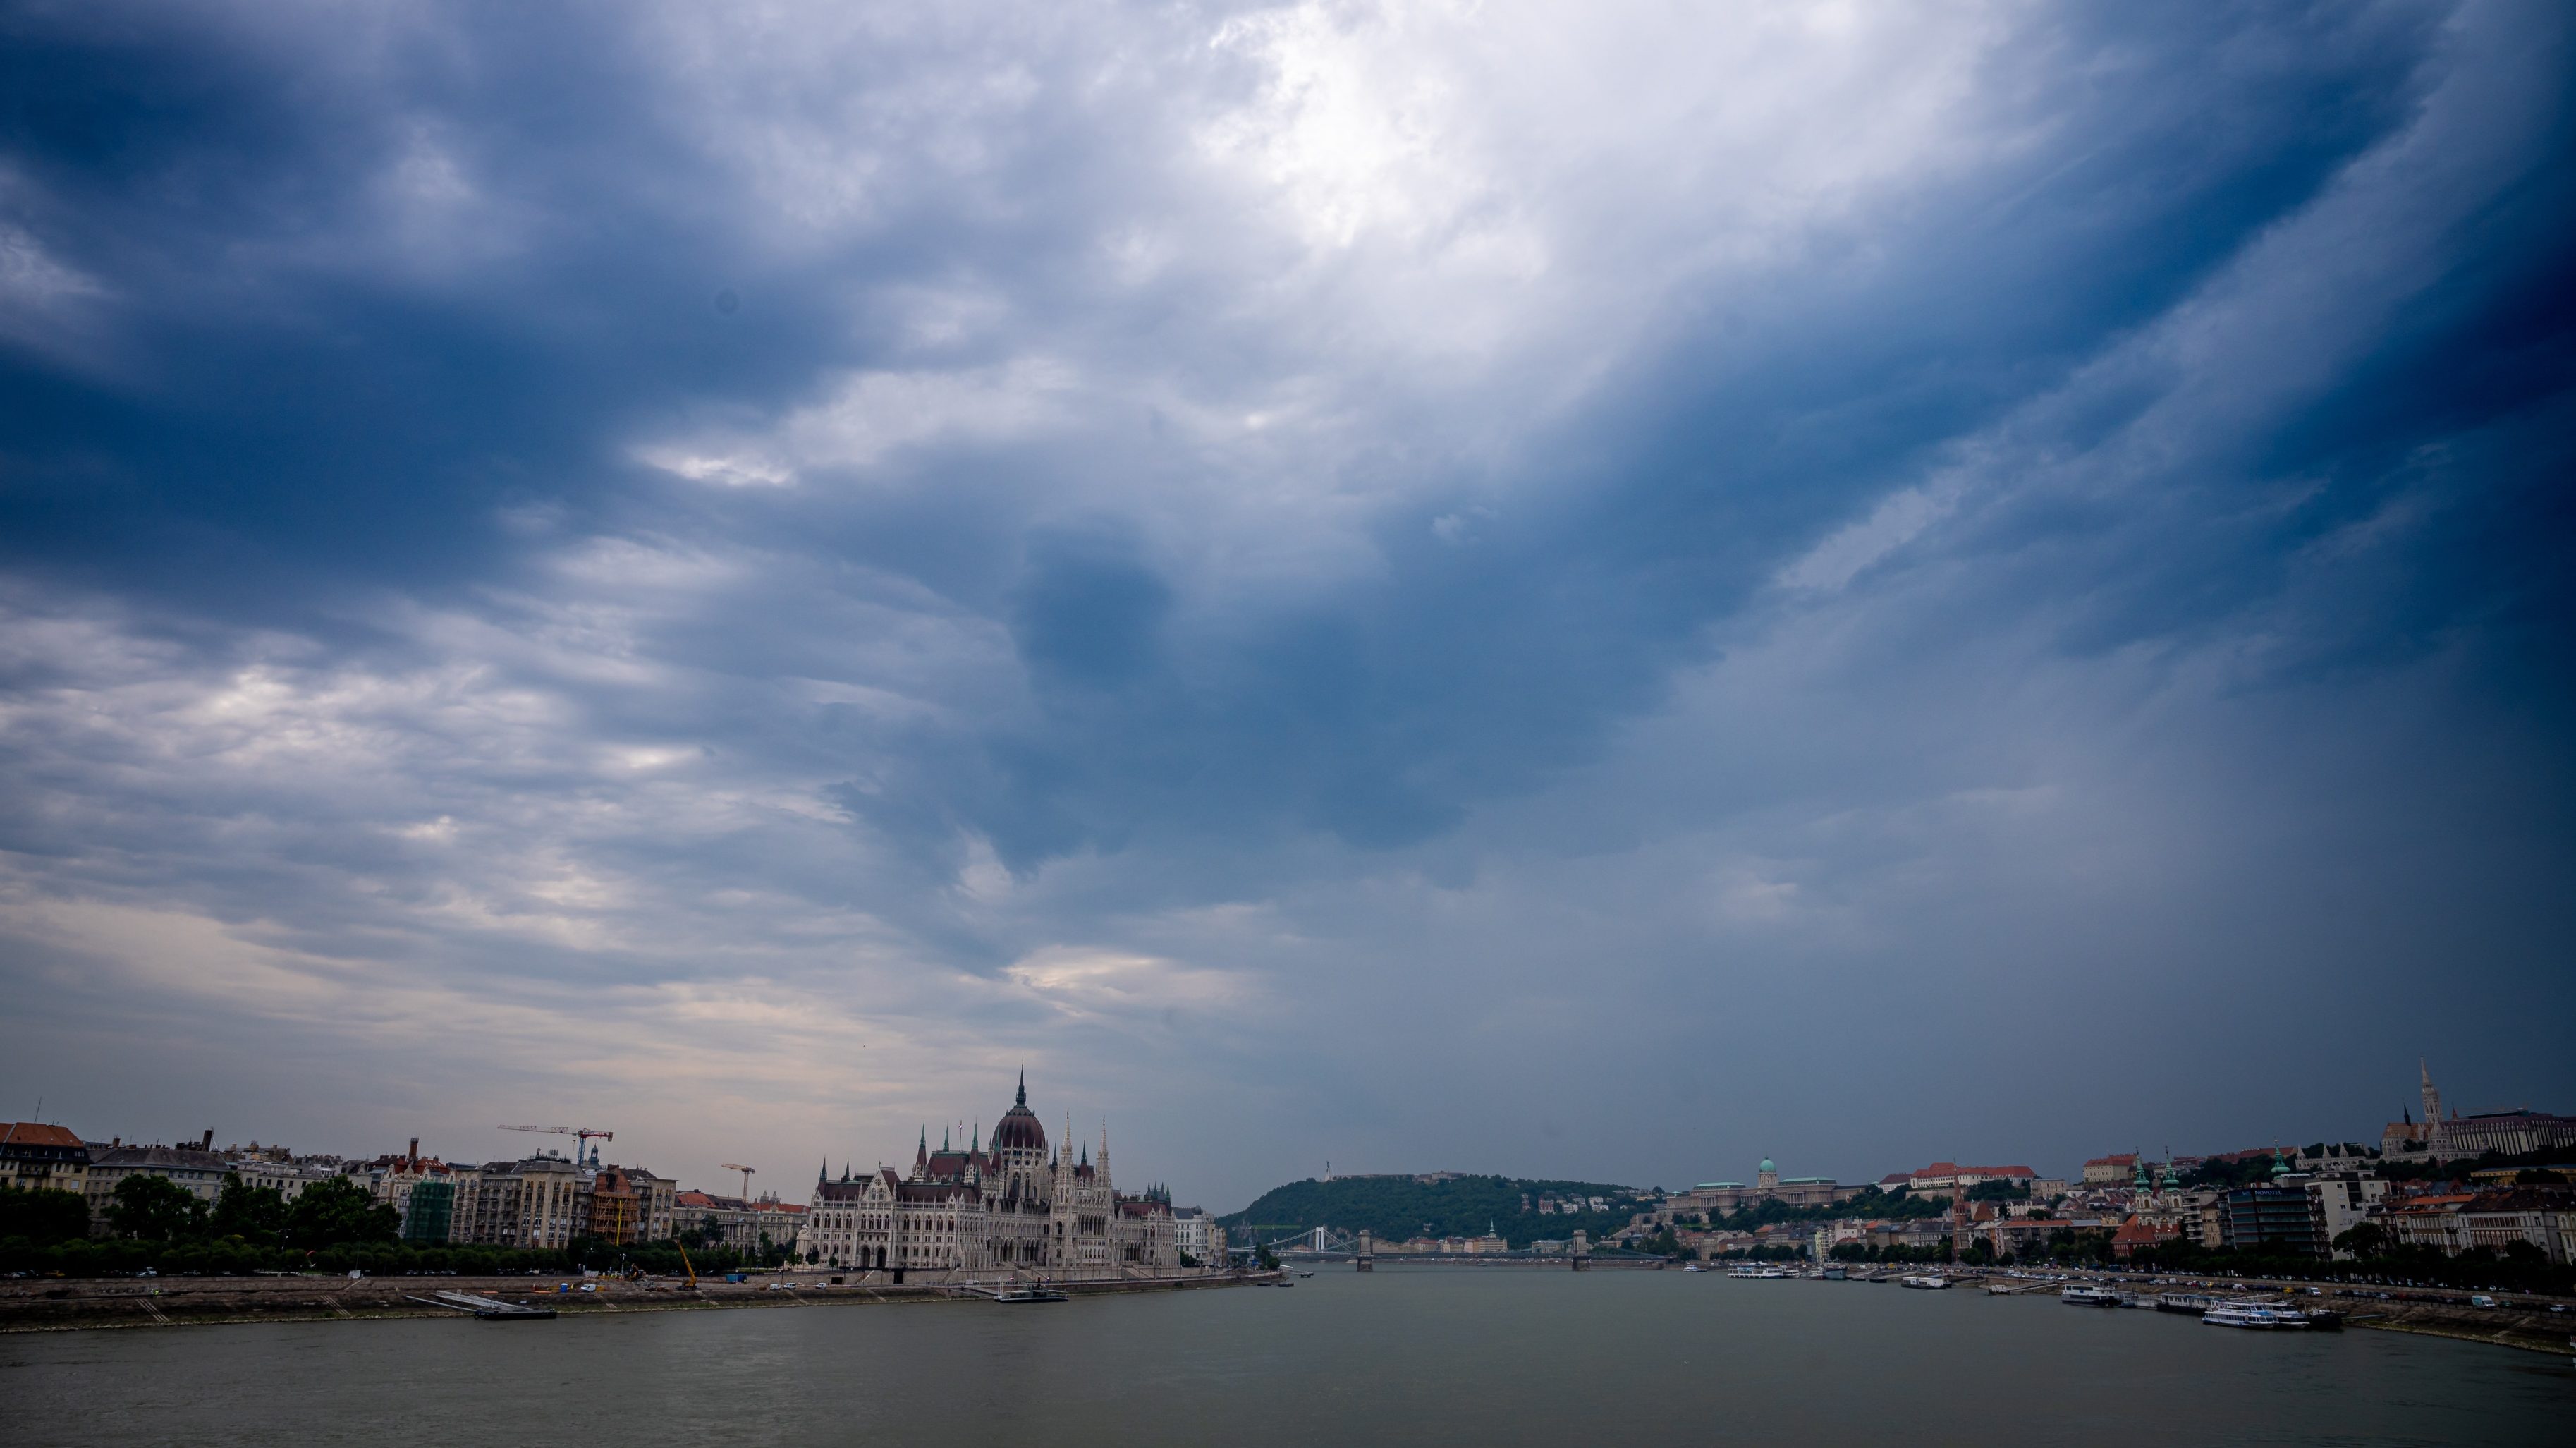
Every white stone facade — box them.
[801,1076,1188,1280]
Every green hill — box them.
[1220,1173,1649,1248]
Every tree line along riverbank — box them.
[0,1178,793,1280]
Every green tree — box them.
[209,1174,290,1245]
[2331,1222,2389,1258]
[0,1184,93,1245]
[107,1174,205,1242]
[286,1176,399,1248]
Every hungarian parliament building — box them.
[799,1075,1192,1279]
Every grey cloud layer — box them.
[1,1,2570,1203]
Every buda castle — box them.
[798,1074,1190,1280]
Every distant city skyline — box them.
[18,1054,2561,1213]
[4,3,2572,1213]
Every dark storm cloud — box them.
[0,0,2570,1201]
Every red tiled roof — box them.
[2388,1194,2474,1213]
[2084,1153,2139,1168]
[0,1123,85,1149]
[2110,1216,2175,1244]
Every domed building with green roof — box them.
[1666,1156,1859,1217]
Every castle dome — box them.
[1758,1157,1776,1174]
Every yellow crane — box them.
[674,1239,698,1289]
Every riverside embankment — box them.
[1939,1267,2576,1356]
[0,1268,1266,1334]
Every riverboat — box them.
[991,1284,1070,1303]
[1898,1274,1951,1290]
[2156,1291,2216,1314]
[2203,1303,2309,1330]
[2061,1284,2121,1306]
[1820,1265,1845,1280]
[1682,1263,1707,1273]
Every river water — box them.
[8,1269,2570,1445]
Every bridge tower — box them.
[1570,1229,1592,1271]
[1356,1229,1374,1272]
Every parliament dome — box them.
[992,1071,1048,1153]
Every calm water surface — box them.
[8,1269,2570,1445]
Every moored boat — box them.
[2061,1284,2120,1306]
[991,1284,1070,1303]
[1899,1274,1951,1290]
[2203,1303,2309,1330]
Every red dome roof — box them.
[992,1071,1046,1152]
[993,1104,1046,1153]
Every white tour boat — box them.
[2202,1303,2309,1330]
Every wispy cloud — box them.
[1,0,2569,1203]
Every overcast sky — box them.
[2,1,2570,1210]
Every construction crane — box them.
[499,1124,614,1162]
[721,1163,757,1200]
